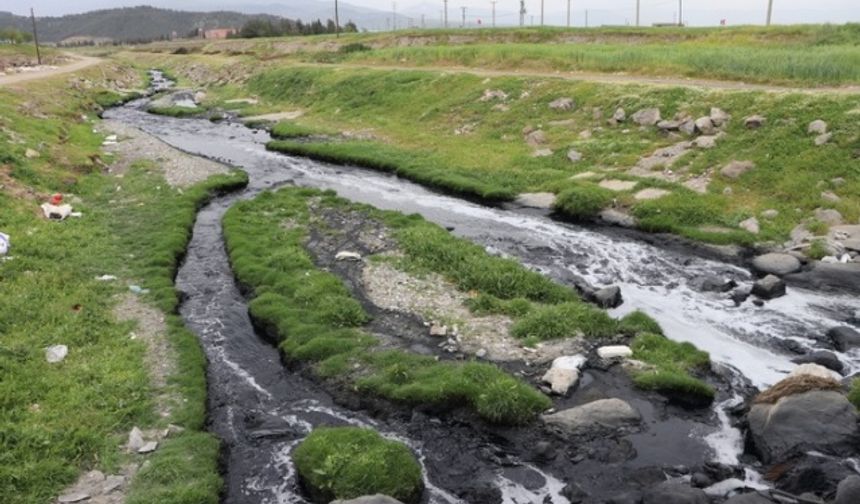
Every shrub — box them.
[553,184,614,219]
[293,427,423,504]
[339,43,372,54]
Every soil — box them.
[0,54,101,88]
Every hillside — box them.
[0,6,282,43]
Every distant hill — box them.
[0,6,283,44]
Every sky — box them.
[7,0,860,27]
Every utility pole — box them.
[392,2,397,30]
[461,6,466,28]
[30,7,41,65]
[636,0,640,26]
[443,0,449,28]
[491,1,497,28]
[540,0,545,26]
[334,0,340,37]
[567,0,571,27]
[678,0,683,26]
[585,9,589,28]
[766,0,774,26]
[421,13,425,28]
[519,0,526,27]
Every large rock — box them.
[747,390,859,463]
[710,108,730,127]
[835,476,860,504]
[752,253,802,276]
[721,160,755,179]
[752,275,786,299]
[828,326,860,351]
[739,217,760,234]
[632,108,661,126]
[792,350,844,374]
[723,494,773,504]
[525,129,547,146]
[543,398,641,435]
[814,208,843,226]
[689,275,736,293]
[744,115,766,129]
[694,116,716,135]
[331,496,405,504]
[788,362,841,381]
[642,482,709,504]
[808,119,828,135]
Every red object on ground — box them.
[50,193,63,205]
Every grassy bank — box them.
[0,62,245,503]
[247,65,859,246]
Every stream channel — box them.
[103,75,860,504]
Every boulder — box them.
[835,476,860,504]
[657,120,681,131]
[815,133,833,146]
[744,115,766,129]
[689,275,737,293]
[613,108,627,122]
[808,120,828,135]
[822,191,841,203]
[774,454,855,496]
[514,192,556,209]
[593,286,623,308]
[694,116,716,135]
[828,326,860,351]
[792,351,844,374]
[632,108,661,126]
[331,496,405,504]
[600,209,638,228]
[693,136,717,149]
[679,120,697,136]
[127,427,145,452]
[543,398,641,435]
[740,217,760,234]
[710,108,730,127]
[549,97,575,110]
[721,160,755,179]
[642,482,709,504]
[598,346,633,360]
[752,253,802,276]
[752,275,786,299]
[541,355,587,395]
[747,390,859,463]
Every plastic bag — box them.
[0,232,9,256]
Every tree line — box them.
[237,18,359,38]
[0,28,33,44]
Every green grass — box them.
[224,187,553,424]
[554,184,615,219]
[629,333,714,405]
[850,379,860,411]
[270,121,333,139]
[293,427,423,504]
[0,65,245,503]
[147,105,203,118]
[510,302,619,341]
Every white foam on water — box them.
[496,464,571,504]
[703,394,745,466]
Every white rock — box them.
[45,345,68,363]
[740,217,760,234]
[788,363,842,381]
[25,148,40,159]
[429,324,448,337]
[808,119,828,135]
[58,493,90,503]
[95,274,117,281]
[105,134,118,142]
[567,149,583,163]
[127,427,145,452]
[597,345,633,360]
[551,354,588,371]
[138,441,158,454]
[542,367,580,395]
[0,232,9,256]
[335,251,362,261]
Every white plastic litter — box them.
[597,345,633,360]
[0,232,9,256]
[41,203,73,220]
[95,275,117,281]
[45,345,69,363]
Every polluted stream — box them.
[104,80,860,504]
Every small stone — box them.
[752,275,786,300]
[25,148,40,159]
[721,160,755,179]
[127,427,145,452]
[549,97,575,110]
[808,119,828,135]
[634,188,670,201]
[593,286,623,308]
[475,348,488,359]
[822,191,841,203]
[579,130,592,139]
[744,115,766,129]
[597,345,633,360]
[740,217,760,234]
[679,120,696,135]
[525,129,547,146]
[138,441,158,454]
[694,116,716,135]
[532,148,553,158]
[710,108,730,127]
[102,475,125,493]
[815,133,833,146]
[567,149,583,163]
[814,208,843,226]
[613,108,626,122]
[761,209,779,220]
[632,108,661,126]
[335,251,362,261]
[693,135,717,149]
[58,493,90,503]
[45,345,68,363]
[429,324,447,337]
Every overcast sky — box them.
[9,0,860,27]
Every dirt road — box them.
[0,54,102,87]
